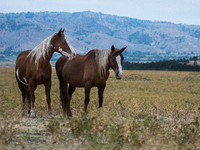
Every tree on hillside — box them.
[190,56,198,66]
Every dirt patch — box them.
[11,117,50,149]
[2,115,73,150]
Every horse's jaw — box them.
[59,50,76,60]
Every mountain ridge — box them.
[0,11,200,61]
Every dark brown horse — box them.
[15,28,76,118]
[56,45,126,117]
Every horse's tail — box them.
[16,68,29,86]
[59,83,68,115]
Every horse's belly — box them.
[35,73,51,85]
[68,80,104,88]
[68,81,85,88]
[67,78,95,88]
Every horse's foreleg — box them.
[84,87,91,112]
[45,81,52,115]
[29,82,36,118]
[98,85,106,108]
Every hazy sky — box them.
[1,0,200,25]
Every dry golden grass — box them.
[0,67,200,149]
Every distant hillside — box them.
[0,11,200,62]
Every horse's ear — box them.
[111,45,115,53]
[120,46,127,53]
[62,28,65,32]
[58,28,62,37]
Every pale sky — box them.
[1,0,200,25]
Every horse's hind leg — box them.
[28,81,36,118]
[45,80,52,115]
[68,85,76,100]
[27,90,31,114]
[84,87,91,112]
[19,84,28,116]
[21,90,26,116]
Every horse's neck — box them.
[34,49,54,68]
[41,51,54,64]
[92,49,111,78]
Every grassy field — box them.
[0,67,200,149]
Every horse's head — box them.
[51,28,76,59]
[110,45,127,80]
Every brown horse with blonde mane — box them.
[56,45,126,117]
[15,28,76,118]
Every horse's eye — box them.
[65,40,67,44]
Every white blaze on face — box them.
[116,55,123,78]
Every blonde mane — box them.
[27,34,53,68]
[94,49,111,78]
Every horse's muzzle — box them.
[116,72,123,80]
[69,52,76,60]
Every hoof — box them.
[21,111,26,117]
[29,111,36,118]
[48,111,52,116]
[29,114,36,118]
[29,109,36,118]
[67,112,72,118]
